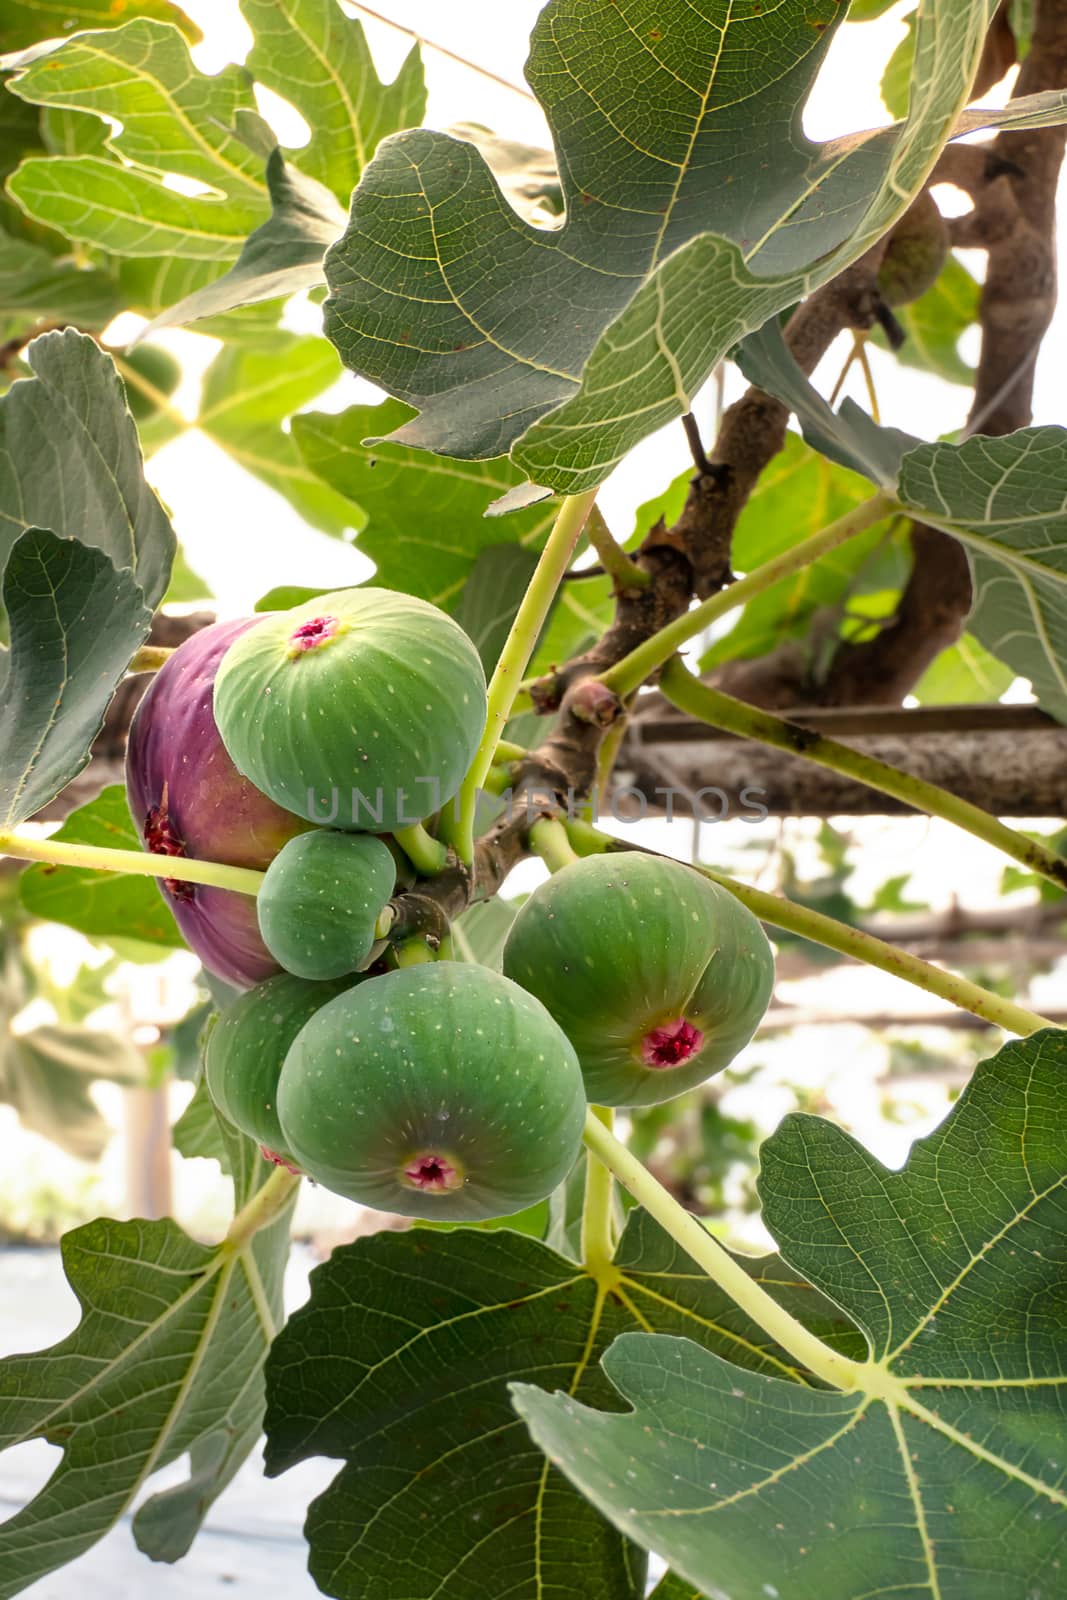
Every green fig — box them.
[276,963,587,1220]
[257,831,397,981]
[502,854,774,1107]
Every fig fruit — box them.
[276,963,587,1220]
[257,830,397,980]
[212,588,487,832]
[876,191,949,307]
[125,619,308,988]
[502,854,774,1107]
[206,971,354,1167]
[122,343,182,422]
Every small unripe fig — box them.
[125,619,308,988]
[876,191,949,307]
[276,963,587,1220]
[122,343,182,422]
[212,588,487,832]
[502,853,774,1107]
[206,971,355,1166]
[257,830,397,980]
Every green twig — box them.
[584,504,649,590]
[581,1106,618,1283]
[562,819,1054,1037]
[393,936,438,967]
[447,489,599,863]
[582,1109,862,1391]
[661,658,1067,894]
[600,491,896,698]
[529,816,581,874]
[221,1167,300,1254]
[0,830,265,896]
[394,823,450,877]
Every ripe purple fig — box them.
[125,619,309,988]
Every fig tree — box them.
[502,853,774,1107]
[212,588,487,832]
[125,619,308,988]
[276,963,587,1220]
[206,971,354,1168]
[257,830,397,980]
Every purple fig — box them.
[125,619,308,988]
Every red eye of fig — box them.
[289,615,339,651]
[403,1153,463,1193]
[640,1018,705,1068]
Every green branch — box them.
[582,1109,862,1391]
[0,830,265,895]
[394,823,450,877]
[581,1106,618,1284]
[529,816,581,874]
[447,489,599,864]
[661,658,1067,893]
[584,504,649,590]
[221,1167,300,1255]
[563,819,1054,1037]
[600,491,896,698]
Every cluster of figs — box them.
[128,589,775,1221]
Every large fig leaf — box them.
[0,532,150,827]
[264,1211,860,1600]
[0,328,174,605]
[20,785,182,947]
[241,0,425,206]
[5,20,269,259]
[293,400,557,608]
[321,0,1005,490]
[515,1030,1067,1600]
[0,1147,294,1597]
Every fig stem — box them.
[581,1106,619,1283]
[221,1167,300,1256]
[563,818,1056,1038]
[493,739,529,763]
[582,1108,864,1392]
[128,644,174,673]
[599,490,897,699]
[529,816,580,874]
[446,489,599,864]
[393,823,449,877]
[660,657,1067,897]
[0,830,266,895]
[393,936,438,967]
[584,503,649,591]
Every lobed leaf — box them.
[293,400,557,609]
[264,1212,860,1600]
[515,1030,1067,1599]
[0,1159,294,1597]
[241,0,425,206]
[322,0,1006,491]
[6,20,268,258]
